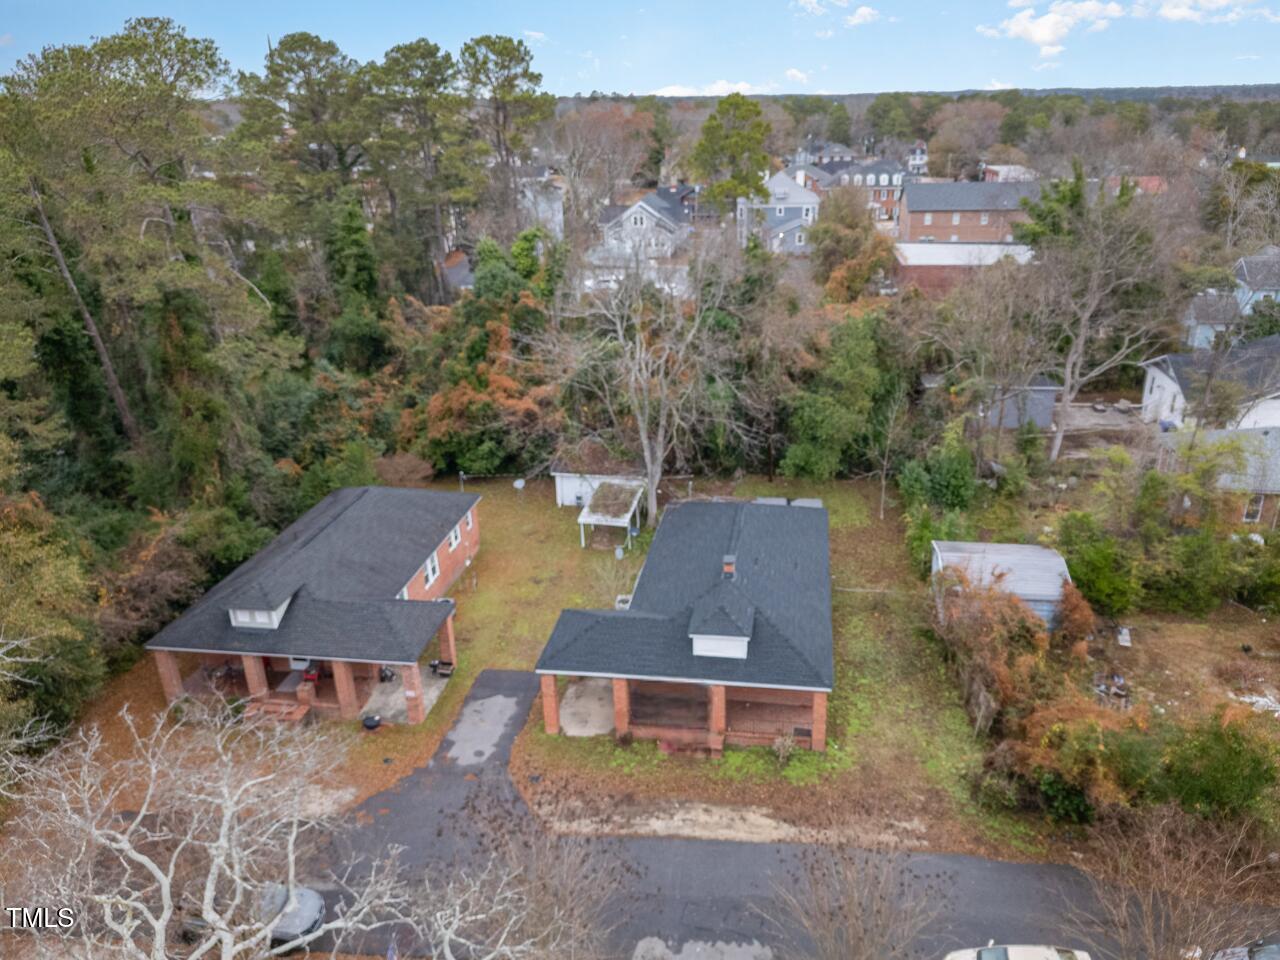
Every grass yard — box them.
[510,477,1049,858]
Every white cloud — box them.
[522,30,546,42]
[650,80,773,96]
[975,2,1123,57]
[984,78,1017,89]
[815,27,836,36]
[1236,52,1263,58]
[795,0,827,13]
[0,33,12,48]
[845,5,882,25]
[785,67,811,83]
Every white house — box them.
[1141,334,1280,429]
[1234,245,1280,316]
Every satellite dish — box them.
[614,546,625,561]
[513,478,526,490]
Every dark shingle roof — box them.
[903,180,1042,213]
[1162,334,1280,395]
[536,500,833,690]
[146,487,478,663]
[1236,246,1280,291]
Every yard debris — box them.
[1117,626,1132,648]
[1233,692,1280,719]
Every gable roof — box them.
[1235,245,1280,291]
[1158,334,1280,395]
[600,187,692,228]
[536,500,833,690]
[904,180,1043,213]
[760,171,820,208]
[1160,427,1280,495]
[1183,290,1241,329]
[932,541,1070,603]
[146,487,478,663]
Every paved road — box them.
[346,670,1093,958]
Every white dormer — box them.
[689,555,753,660]
[228,596,292,630]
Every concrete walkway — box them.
[344,670,1093,959]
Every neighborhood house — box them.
[1141,334,1280,428]
[899,181,1041,244]
[146,487,480,723]
[737,171,821,253]
[535,499,834,753]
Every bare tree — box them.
[865,382,911,521]
[3,701,414,960]
[926,259,1058,462]
[762,842,945,960]
[1024,176,1176,462]
[1062,806,1277,960]
[553,104,652,247]
[544,234,757,525]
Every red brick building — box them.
[536,499,833,754]
[147,487,480,724]
[893,242,1034,296]
[899,181,1042,243]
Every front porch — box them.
[152,612,458,725]
[540,675,828,753]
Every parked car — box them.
[945,946,1091,960]
[179,883,325,951]
[1210,935,1280,960]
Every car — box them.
[257,884,326,947]
[945,946,1092,960]
[178,883,325,951]
[1210,935,1280,960]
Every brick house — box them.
[899,181,1042,243]
[1159,427,1280,528]
[146,487,480,723]
[535,499,834,753]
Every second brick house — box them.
[146,486,480,724]
[899,181,1042,243]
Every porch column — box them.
[332,661,359,720]
[241,655,268,700]
[442,612,458,664]
[708,685,726,737]
[612,678,631,736]
[402,664,427,724]
[154,651,183,704]
[811,691,828,752]
[540,675,561,735]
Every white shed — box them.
[550,439,645,509]
[930,541,1071,626]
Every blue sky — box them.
[1,0,1277,95]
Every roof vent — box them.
[722,555,736,579]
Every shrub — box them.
[1058,512,1140,617]
[896,458,930,506]
[1037,769,1094,824]
[1158,712,1277,817]
[772,733,797,766]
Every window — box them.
[853,174,863,186]
[253,609,270,625]
[1244,494,1266,523]
[951,212,961,225]
[1003,233,1013,243]
[776,206,785,217]
[980,212,990,225]
[950,234,959,242]
[879,174,888,186]
[632,214,645,227]
[796,232,805,246]
[465,509,473,530]
[802,206,812,220]
[893,174,903,185]
[448,524,462,550]
[424,551,440,587]
[924,213,933,225]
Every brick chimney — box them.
[722,555,736,579]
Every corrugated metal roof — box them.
[932,541,1070,602]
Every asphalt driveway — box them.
[347,670,1093,958]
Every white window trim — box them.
[448,524,462,550]
[796,232,805,246]
[465,509,473,530]
[1244,494,1265,523]
[924,213,933,225]
[980,212,990,225]
[952,212,961,225]
[775,206,785,217]
[424,551,440,587]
